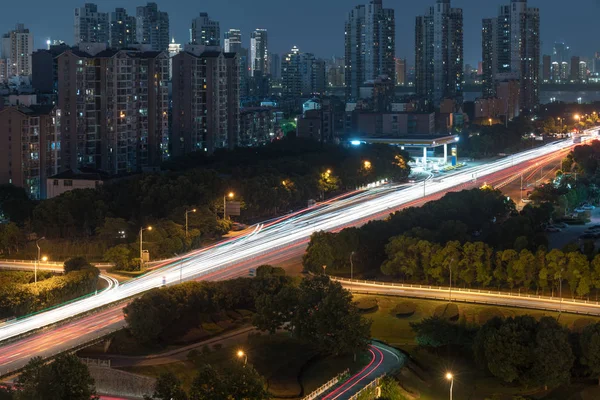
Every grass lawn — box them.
[355,294,600,400]
[119,333,367,399]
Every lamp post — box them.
[35,237,46,285]
[224,192,234,219]
[237,350,247,366]
[446,372,454,400]
[185,209,197,238]
[139,226,152,271]
[350,251,355,280]
[559,268,564,314]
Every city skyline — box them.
[0,0,597,64]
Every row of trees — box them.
[148,365,270,400]
[303,189,551,277]
[0,354,97,400]
[0,258,100,319]
[412,315,600,391]
[124,268,371,358]
[0,139,411,263]
[382,236,600,297]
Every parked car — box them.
[582,205,596,211]
[554,223,568,229]
[546,226,561,233]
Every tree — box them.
[410,316,472,349]
[152,372,187,400]
[303,232,336,274]
[379,376,405,400]
[15,354,97,400]
[481,316,536,384]
[64,256,92,274]
[580,323,600,385]
[528,317,574,390]
[189,363,270,400]
[104,244,135,271]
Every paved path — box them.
[320,342,404,400]
[93,326,257,368]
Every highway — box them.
[0,136,594,376]
[335,278,600,316]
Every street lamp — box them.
[363,161,372,171]
[350,251,356,280]
[237,350,247,366]
[35,237,46,285]
[139,226,152,271]
[446,372,454,400]
[224,192,235,219]
[488,118,492,126]
[185,209,197,238]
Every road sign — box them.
[249,269,256,277]
[162,276,166,286]
[226,201,241,217]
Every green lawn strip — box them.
[118,333,368,399]
[356,293,600,399]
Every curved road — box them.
[321,342,403,400]
[0,136,595,377]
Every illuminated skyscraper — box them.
[250,29,268,77]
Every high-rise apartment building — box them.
[560,62,569,81]
[109,8,136,49]
[395,58,406,86]
[579,61,587,82]
[345,0,395,100]
[415,0,464,107]
[0,105,60,199]
[542,55,551,83]
[172,45,240,155]
[482,0,540,111]
[191,13,220,47]
[57,46,169,175]
[1,24,34,79]
[136,3,170,52]
[553,42,570,64]
[270,53,281,80]
[224,29,242,53]
[570,56,581,82]
[281,47,326,97]
[551,62,560,82]
[74,3,109,45]
[250,29,268,77]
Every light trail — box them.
[0,137,592,345]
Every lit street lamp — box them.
[363,161,372,171]
[237,350,247,366]
[139,226,152,271]
[224,192,235,219]
[35,237,46,285]
[446,372,454,400]
[185,209,197,238]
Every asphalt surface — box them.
[320,342,404,400]
[0,136,595,378]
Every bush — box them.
[478,308,504,325]
[64,256,92,273]
[392,302,417,318]
[434,303,459,321]
[355,298,378,313]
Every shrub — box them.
[392,302,417,318]
[355,298,378,313]
[434,303,459,321]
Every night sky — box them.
[1,0,597,65]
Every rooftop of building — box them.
[0,104,55,116]
[49,168,111,181]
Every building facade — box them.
[482,0,540,111]
[109,8,136,49]
[74,3,109,45]
[395,58,406,86]
[191,13,220,47]
[415,0,464,108]
[57,47,169,175]
[0,105,60,199]
[239,107,273,147]
[1,24,34,79]
[136,2,170,51]
[224,29,242,53]
[250,29,269,77]
[345,0,395,100]
[172,45,240,155]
